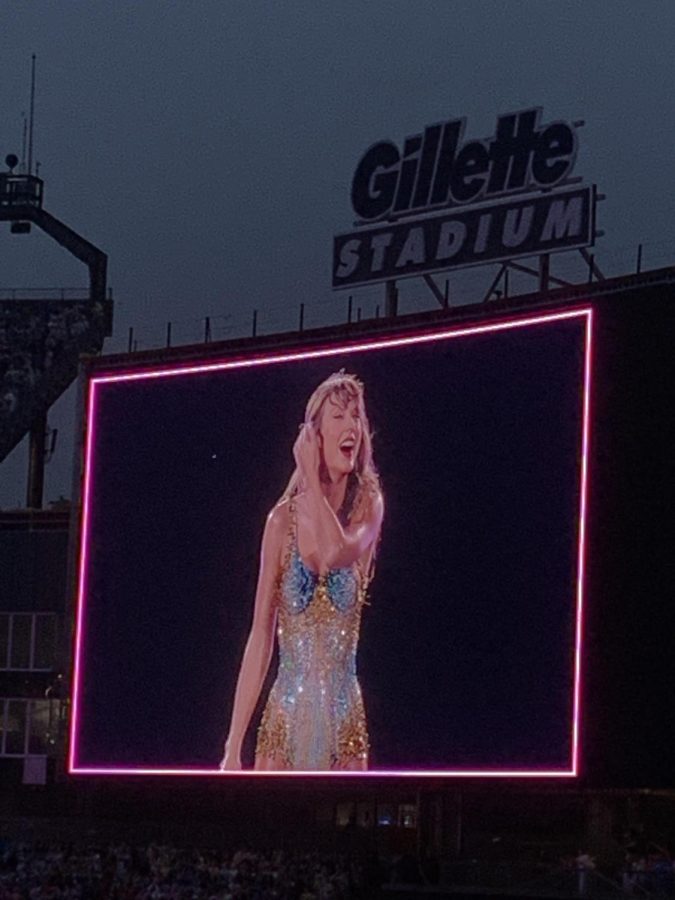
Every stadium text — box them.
[333,186,593,289]
[351,108,578,222]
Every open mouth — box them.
[339,438,356,459]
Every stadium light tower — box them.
[0,154,112,507]
[0,155,108,307]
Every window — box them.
[10,615,31,668]
[335,802,355,827]
[27,700,52,755]
[377,804,396,826]
[4,699,27,755]
[0,698,56,757]
[0,616,7,668]
[33,616,57,669]
[398,804,417,829]
[356,802,375,828]
[0,613,57,671]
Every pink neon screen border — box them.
[69,306,593,778]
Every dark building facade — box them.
[0,506,69,784]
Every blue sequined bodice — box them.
[281,543,360,615]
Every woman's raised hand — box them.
[293,422,320,487]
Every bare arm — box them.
[295,423,383,569]
[221,505,285,769]
[304,481,383,569]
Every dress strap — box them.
[288,496,298,547]
[279,498,297,580]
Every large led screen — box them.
[70,308,592,776]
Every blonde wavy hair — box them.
[281,371,381,525]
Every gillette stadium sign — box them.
[333,108,596,289]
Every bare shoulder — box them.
[365,486,384,520]
[257,500,290,571]
[265,498,291,539]
[352,485,384,529]
[370,488,384,530]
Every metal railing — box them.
[3,239,673,356]
[103,238,675,356]
[0,287,92,301]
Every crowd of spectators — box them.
[621,849,675,896]
[0,840,372,900]
[0,301,102,424]
[1,833,673,898]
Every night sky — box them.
[1,1,675,506]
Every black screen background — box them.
[76,315,585,770]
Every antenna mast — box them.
[21,113,27,172]
[27,54,36,175]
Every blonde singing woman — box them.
[220,371,384,771]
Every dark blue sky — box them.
[1,1,674,504]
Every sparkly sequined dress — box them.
[255,502,369,770]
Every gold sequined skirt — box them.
[255,679,369,771]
